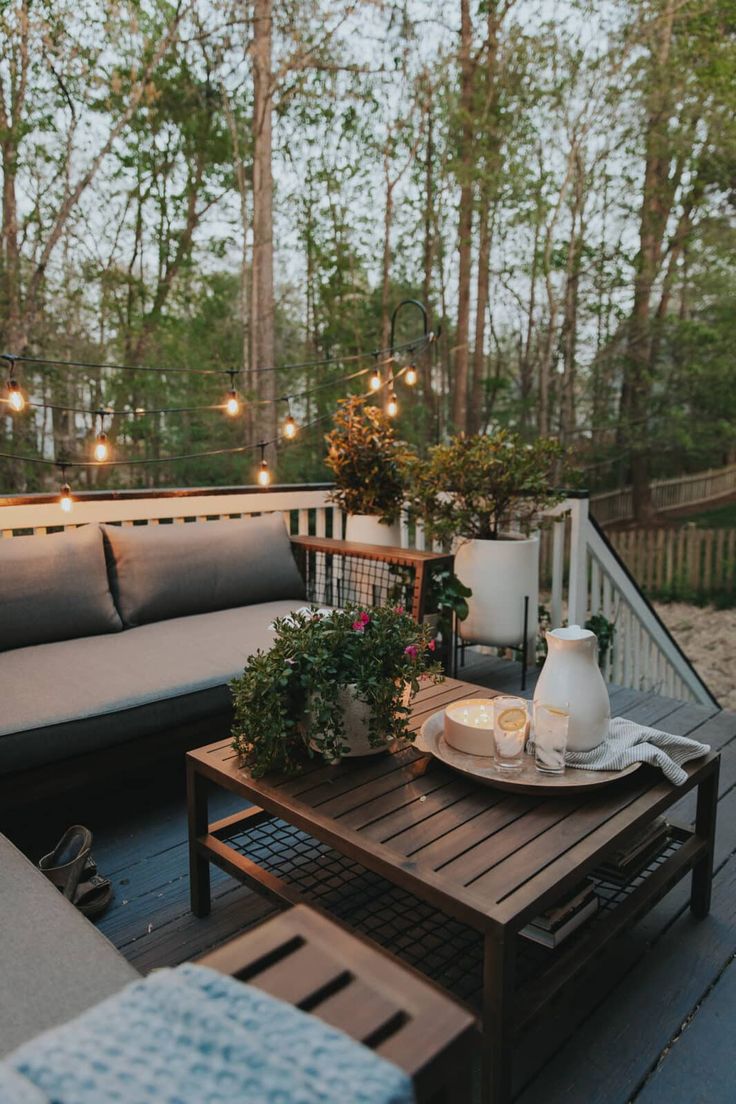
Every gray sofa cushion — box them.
[102,514,305,627]
[0,834,137,1056]
[0,525,122,652]
[0,600,302,773]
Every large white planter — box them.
[455,535,539,650]
[533,626,610,751]
[345,514,401,547]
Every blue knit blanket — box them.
[1,963,414,1104]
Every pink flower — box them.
[394,605,404,615]
[427,639,436,652]
[352,620,365,632]
[359,611,370,624]
[404,644,418,659]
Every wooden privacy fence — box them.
[610,527,736,602]
[592,462,736,526]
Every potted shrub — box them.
[231,604,443,777]
[324,396,411,546]
[405,430,567,656]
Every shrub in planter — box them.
[405,431,569,651]
[231,604,443,777]
[324,396,413,542]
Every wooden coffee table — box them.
[187,677,719,1104]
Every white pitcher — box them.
[533,626,610,752]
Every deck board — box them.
[7,650,736,1104]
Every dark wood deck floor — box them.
[7,652,736,1103]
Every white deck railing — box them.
[541,497,716,705]
[0,483,715,706]
[592,461,736,526]
[0,484,341,540]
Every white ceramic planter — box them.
[345,514,402,547]
[533,625,610,751]
[455,535,539,650]
[309,685,388,759]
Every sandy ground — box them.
[654,602,736,711]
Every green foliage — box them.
[426,567,472,641]
[230,605,443,777]
[405,430,568,544]
[324,396,412,522]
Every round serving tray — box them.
[416,709,641,795]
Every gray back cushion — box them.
[0,525,122,652]
[102,513,305,626]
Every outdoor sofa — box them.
[0,513,445,808]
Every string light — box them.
[405,363,418,386]
[369,366,381,391]
[283,412,298,439]
[225,370,241,417]
[94,432,109,462]
[93,411,110,462]
[387,388,399,417]
[257,443,271,486]
[6,377,25,412]
[58,468,73,513]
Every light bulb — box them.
[283,414,297,439]
[405,364,417,386]
[7,379,25,412]
[257,459,271,487]
[369,369,381,392]
[59,483,73,513]
[94,432,109,462]
[387,390,398,417]
[225,389,240,417]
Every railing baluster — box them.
[550,518,565,629]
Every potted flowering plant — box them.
[324,396,412,546]
[231,604,443,777]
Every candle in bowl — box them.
[444,698,495,756]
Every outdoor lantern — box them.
[59,482,74,513]
[94,431,109,462]
[387,389,398,417]
[405,364,418,386]
[225,388,240,417]
[283,413,297,439]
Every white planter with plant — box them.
[230,605,442,776]
[406,431,566,656]
[325,396,409,547]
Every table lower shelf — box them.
[195,812,703,1032]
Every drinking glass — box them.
[533,703,569,774]
[492,696,529,772]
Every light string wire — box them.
[15,359,393,419]
[0,368,407,474]
[0,333,431,378]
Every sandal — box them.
[39,825,93,901]
[74,873,113,918]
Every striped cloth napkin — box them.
[565,717,711,785]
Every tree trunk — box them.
[452,0,474,434]
[251,0,277,454]
[559,152,585,444]
[421,94,438,439]
[380,158,393,352]
[469,196,491,435]
[620,0,677,523]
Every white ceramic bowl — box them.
[444,698,496,757]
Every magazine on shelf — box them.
[597,818,670,884]
[520,880,599,949]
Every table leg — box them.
[482,929,516,1104]
[691,756,720,919]
[187,760,211,917]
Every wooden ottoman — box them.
[198,904,477,1103]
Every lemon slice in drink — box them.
[496,707,528,733]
